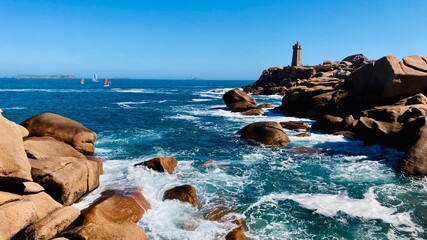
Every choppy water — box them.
[1,78,426,239]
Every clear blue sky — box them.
[0,0,426,80]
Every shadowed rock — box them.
[398,126,427,176]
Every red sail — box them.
[104,77,109,86]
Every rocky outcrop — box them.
[134,156,178,174]
[279,121,310,131]
[280,77,344,118]
[223,89,257,112]
[69,222,147,240]
[397,126,427,175]
[237,121,290,146]
[21,206,80,240]
[30,157,101,205]
[24,136,87,159]
[21,113,97,155]
[80,188,150,225]
[0,113,32,182]
[163,184,198,207]
[0,191,62,240]
[345,55,427,104]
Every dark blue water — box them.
[1,78,426,239]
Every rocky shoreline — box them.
[0,112,246,239]
[224,54,427,176]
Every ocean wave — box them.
[192,98,214,102]
[244,188,421,233]
[0,88,93,93]
[112,88,145,93]
[115,101,148,108]
[167,114,200,121]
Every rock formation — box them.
[237,121,290,146]
[241,53,427,176]
[21,112,97,155]
[163,184,199,207]
[134,156,178,174]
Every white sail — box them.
[92,73,98,82]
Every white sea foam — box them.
[1,107,27,110]
[245,188,421,233]
[192,98,214,102]
[112,88,145,93]
[168,114,199,121]
[0,88,93,93]
[115,101,148,108]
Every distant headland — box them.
[13,74,76,79]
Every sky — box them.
[0,0,426,80]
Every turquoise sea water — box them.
[1,78,426,239]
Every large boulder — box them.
[21,206,80,240]
[80,188,151,225]
[163,184,198,207]
[24,136,86,159]
[346,55,427,103]
[397,126,427,175]
[237,121,290,146]
[30,157,101,205]
[222,89,257,112]
[69,222,147,240]
[134,156,177,174]
[0,191,62,240]
[21,113,97,155]
[311,115,345,134]
[0,113,32,182]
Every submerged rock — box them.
[163,184,198,207]
[238,121,290,146]
[134,156,178,174]
[21,112,97,155]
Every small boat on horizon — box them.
[80,78,85,84]
[92,73,98,82]
[103,77,111,87]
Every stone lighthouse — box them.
[291,42,302,66]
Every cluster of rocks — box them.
[227,54,427,176]
[242,54,369,96]
[0,111,246,239]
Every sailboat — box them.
[92,73,98,82]
[103,77,111,87]
[80,78,85,84]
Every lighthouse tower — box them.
[291,42,302,66]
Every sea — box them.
[1,78,426,239]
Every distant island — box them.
[13,74,76,79]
